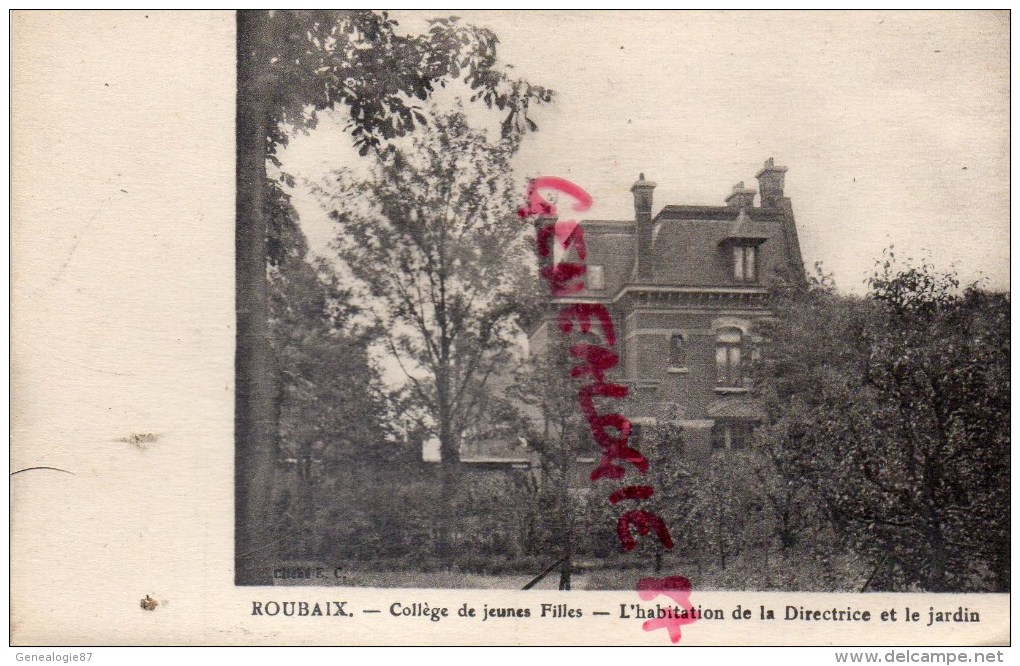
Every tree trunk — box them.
[993,547,1010,593]
[235,10,277,585]
[922,457,948,592]
[717,519,727,570]
[435,271,459,559]
[557,460,573,590]
[438,453,456,559]
[558,554,572,590]
[297,438,314,523]
[436,361,457,558]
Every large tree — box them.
[236,10,552,583]
[265,183,396,558]
[313,111,538,555]
[513,343,595,588]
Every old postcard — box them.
[10,10,1010,648]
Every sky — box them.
[280,10,1009,294]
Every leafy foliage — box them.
[314,111,536,459]
[752,256,1010,592]
[254,11,554,159]
[266,181,406,557]
[237,11,554,580]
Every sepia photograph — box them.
[10,9,1009,649]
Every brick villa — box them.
[523,158,806,458]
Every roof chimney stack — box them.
[756,157,788,208]
[631,173,656,221]
[725,181,757,209]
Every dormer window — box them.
[719,208,768,284]
[733,245,757,282]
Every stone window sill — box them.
[715,386,750,394]
[667,367,689,374]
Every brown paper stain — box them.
[119,432,161,449]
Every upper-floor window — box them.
[669,333,685,367]
[587,264,605,291]
[716,327,743,387]
[733,245,757,282]
[630,423,643,448]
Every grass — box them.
[276,567,569,589]
[272,550,869,591]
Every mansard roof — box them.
[574,205,794,295]
[577,205,784,228]
[654,205,785,222]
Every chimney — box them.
[756,157,788,208]
[631,173,656,281]
[532,214,557,274]
[725,181,757,208]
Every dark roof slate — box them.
[655,205,785,222]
